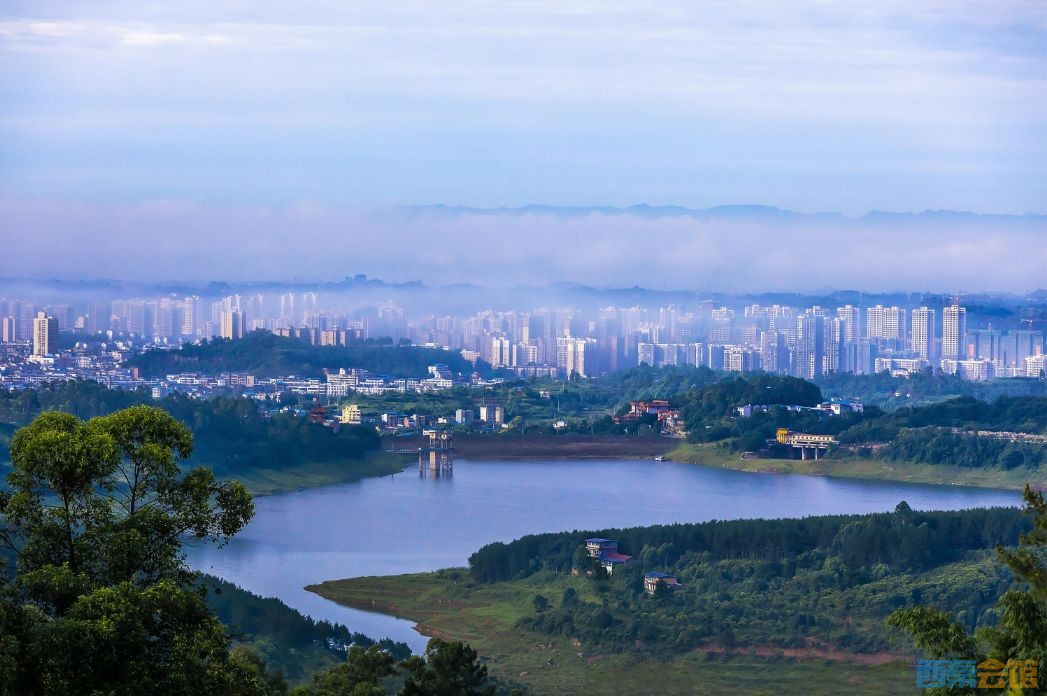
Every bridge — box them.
[385,430,454,475]
[776,429,838,460]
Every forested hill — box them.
[468,506,1028,584]
[126,330,484,378]
[672,372,1047,473]
[468,506,1030,656]
[204,577,411,683]
[817,369,1047,409]
[0,381,385,487]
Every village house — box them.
[584,538,634,575]
[613,400,683,435]
[644,571,682,595]
[586,538,618,557]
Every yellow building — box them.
[340,404,362,425]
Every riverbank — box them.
[384,434,675,460]
[307,571,912,696]
[0,452,407,498]
[223,452,406,497]
[666,442,1045,491]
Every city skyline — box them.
[3,288,1043,394]
[2,4,1045,693]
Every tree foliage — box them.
[294,638,504,696]
[887,485,1047,695]
[399,639,496,696]
[0,406,274,695]
[126,331,483,379]
[0,381,384,482]
[466,507,1030,659]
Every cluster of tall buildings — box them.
[432,302,1044,381]
[0,292,388,345]
[2,293,1044,381]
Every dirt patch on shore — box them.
[385,435,675,459]
[698,644,905,665]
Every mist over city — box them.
[1,2,1046,696]
[3,201,1046,291]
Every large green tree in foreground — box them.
[0,405,263,695]
[888,485,1047,695]
[0,406,508,695]
[294,638,502,696]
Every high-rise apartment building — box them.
[490,337,511,367]
[884,306,906,341]
[836,305,861,343]
[126,301,148,336]
[793,313,825,379]
[866,305,905,341]
[32,311,58,356]
[220,310,245,340]
[759,330,787,374]
[866,305,885,340]
[564,337,597,377]
[1,316,16,343]
[86,302,110,334]
[942,305,967,360]
[17,303,35,341]
[911,307,936,360]
[823,317,843,374]
[155,298,179,342]
[182,296,200,337]
[279,293,296,326]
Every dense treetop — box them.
[468,506,1032,659]
[0,381,383,482]
[126,331,484,378]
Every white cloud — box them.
[0,2,1042,213]
[1,200,1043,292]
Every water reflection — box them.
[188,459,1020,652]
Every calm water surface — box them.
[186,458,1020,653]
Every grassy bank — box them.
[0,452,407,498]
[213,452,406,497]
[666,441,1046,490]
[307,571,913,696]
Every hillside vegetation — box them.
[127,330,482,378]
[0,380,396,495]
[468,506,1027,655]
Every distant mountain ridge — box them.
[399,203,1045,223]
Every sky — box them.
[1,1,1045,289]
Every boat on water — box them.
[654,456,666,461]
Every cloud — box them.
[0,2,1042,213]
[119,31,232,47]
[1,200,1043,293]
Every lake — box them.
[186,458,1021,653]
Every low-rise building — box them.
[584,538,635,575]
[599,552,634,575]
[340,404,362,424]
[479,404,504,425]
[586,538,618,558]
[644,571,682,595]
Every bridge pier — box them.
[417,430,454,476]
[384,431,455,476]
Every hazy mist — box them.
[3,200,1044,293]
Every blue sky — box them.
[0,2,1045,289]
[2,1,1045,213]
